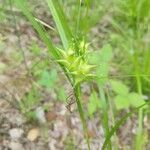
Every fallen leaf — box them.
[45,111,57,122]
[27,128,40,141]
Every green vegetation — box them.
[1,0,150,149]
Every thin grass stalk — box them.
[75,0,82,35]
[135,66,143,150]
[106,83,119,150]
[133,47,143,150]
[74,84,90,150]
[98,86,112,150]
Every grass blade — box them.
[102,102,150,150]
[46,0,72,50]
[14,0,59,59]
[98,86,112,149]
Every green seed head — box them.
[57,39,96,85]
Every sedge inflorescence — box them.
[57,39,96,85]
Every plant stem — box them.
[98,85,112,150]
[135,74,143,150]
[106,85,119,150]
[134,51,143,150]
[74,84,90,150]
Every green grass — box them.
[7,0,150,149]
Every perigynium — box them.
[57,39,96,85]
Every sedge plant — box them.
[14,0,96,149]
[13,0,150,149]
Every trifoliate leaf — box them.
[110,80,129,95]
[115,95,130,110]
[38,70,57,89]
[128,93,145,107]
[88,91,101,116]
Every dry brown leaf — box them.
[45,111,57,122]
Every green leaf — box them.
[89,44,112,64]
[110,80,129,95]
[88,101,96,116]
[30,41,41,55]
[25,111,37,122]
[58,87,67,102]
[47,0,72,49]
[89,51,101,64]
[87,91,101,116]
[96,62,109,85]
[100,44,113,62]
[99,44,112,85]
[128,93,145,107]
[38,70,57,89]
[114,95,130,110]
[89,44,112,85]
[139,0,150,19]
[19,86,40,120]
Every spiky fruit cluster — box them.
[57,40,96,85]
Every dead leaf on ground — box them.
[27,128,40,141]
[45,111,57,122]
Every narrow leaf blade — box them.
[14,0,58,58]
[47,0,72,49]
[102,102,150,150]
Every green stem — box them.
[134,51,143,150]
[106,85,119,150]
[74,84,90,150]
[135,74,143,150]
[98,85,112,150]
